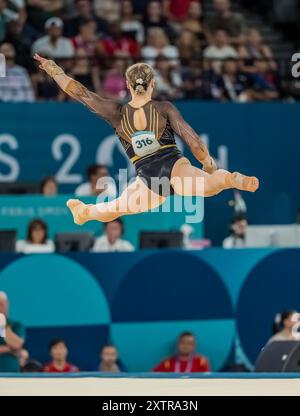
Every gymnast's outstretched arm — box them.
[162,101,217,174]
[33,54,119,124]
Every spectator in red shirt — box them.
[153,332,210,373]
[97,21,140,61]
[43,339,79,373]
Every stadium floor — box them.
[1,373,300,396]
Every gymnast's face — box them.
[177,335,196,357]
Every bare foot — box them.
[66,199,90,225]
[231,172,260,193]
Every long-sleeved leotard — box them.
[63,78,210,167]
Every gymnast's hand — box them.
[33,53,48,69]
[202,156,217,174]
[33,54,65,78]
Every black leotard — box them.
[65,80,207,196]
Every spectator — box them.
[0,0,15,42]
[222,215,248,248]
[97,21,140,61]
[184,58,221,99]
[26,0,64,33]
[71,47,100,92]
[267,310,300,343]
[238,28,277,73]
[71,18,98,58]
[142,27,179,67]
[182,1,206,45]
[153,332,210,372]
[214,58,252,102]
[1,0,26,40]
[75,164,116,197]
[176,30,200,62]
[143,0,172,37]
[101,58,128,99]
[43,339,79,373]
[0,42,34,102]
[179,66,199,99]
[98,345,121,372]
[92,218,134,253]
[203,29,238,74]
[16,219,55,254]
[207,0,247,44]
[154,55,182,100]
[0,291,26,372]
[40,176,58,196]
[32,17,74,59]
[94,0,121,24]
[5,10,35,71]
[65,0,107,38]
[248,59,279,101]
[121,0,144,44]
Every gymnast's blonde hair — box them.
[125,62,154,95]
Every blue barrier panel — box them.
[0,248,299,372]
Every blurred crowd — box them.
[1,290,298,372]
[0,0,298,102]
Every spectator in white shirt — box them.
[0,42,35,102]
[142,27,179,67]
[16,219,55,254]
[222,215,248,249]
[203,29,238,73]
[75,164,116,198]
[32,17,74,59]
[92,219,134,253]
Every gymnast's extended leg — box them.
[67,177,166,225]
[170,158,259,197]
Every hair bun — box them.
[136,78,144,85]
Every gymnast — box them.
[34,55,259,224]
